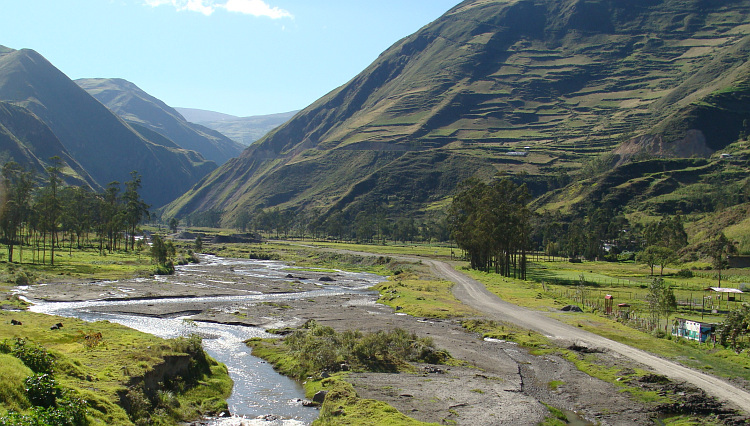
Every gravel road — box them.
[425,258,750,414]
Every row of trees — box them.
[0,159,149,264]
[222,207,449,244]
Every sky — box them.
[1,0,461,117]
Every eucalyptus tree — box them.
[123,171,150,251]
[0,162,34,262]
[448,178,531,278]
[36,157,62,265]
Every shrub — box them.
[154,261,175,275]
[25,373,58,408]
[677,269,693,278]
[3,339,55,374]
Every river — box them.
[24,256,386,425]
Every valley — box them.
[6,239,750,425]
[5,0,750,425]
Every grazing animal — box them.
[50,325,59,330]
[55,322,63,328]
[10,319,22,325]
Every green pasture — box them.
[0,310,231,425]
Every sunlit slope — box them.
[165,0,750,223]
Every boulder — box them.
[561,305,583,312]
[312,390,328,404]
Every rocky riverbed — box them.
[17,254,737,425]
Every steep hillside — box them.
[165,0,750,224]
[0,102,97,188]
[0,47,217,207]
[178,109,299,146]
[77,78,244,164]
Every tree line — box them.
[0,159,149,264]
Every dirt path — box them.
[425,258,750,414]
[306,244,750,415]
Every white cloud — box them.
[143,0,292,19]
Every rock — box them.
[340,363,350,371]
[423,366,444,374]
[302,400,316,407]
[258,414,278,421]
[321,371,331,378]
[313,390,328,404]
[561,304,583,312]
[319,276,335,282]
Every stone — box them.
[313,390,328,404]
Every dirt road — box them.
[425,258,750,414]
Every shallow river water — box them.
[26,257,386,425]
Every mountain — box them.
[175,108,238,123]
[0,101,97,188]
[0,46,217,207]
[164,0,750,226]
[175,108,298,146]
[77,79,244,165]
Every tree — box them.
[707,233,736,288]
[718,304,750,353]
[448,178,531,278]
[638,246,676,276]
[0,162,34,262]
[123,171,150,251]
[150,234,175,266]
[636,246,659,276]
[38,157,62,265]
[646,277,676,331]
[168,217,179,233]
[354,211,375,243]
[194,235,203,253]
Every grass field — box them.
[0,310,231,425]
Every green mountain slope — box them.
[164,0,750,224]
[177,109,299,146]
[0,47,217,207]
[0,101,97,188]
[77,78,244,164]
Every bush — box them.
[25,373,58,408]
[1,339,55,374]
[283,320,450,377]
[677,269,693,278]
[154,261,175,275]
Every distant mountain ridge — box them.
[175,108,238,123]
[164,0,750,224]
[77,78,244,165]
[175,108,298,146]
[0,46,216,207]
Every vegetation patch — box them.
[374,272,480,318]
[0,311,231,425]
[247,320,450,380]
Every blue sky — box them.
[2,0,460,117]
